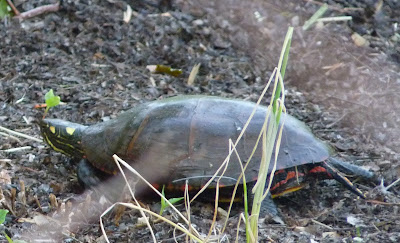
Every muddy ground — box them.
[1,0,400,242]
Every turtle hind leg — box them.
[77,159,112,189]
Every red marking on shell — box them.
[274,169,286,175]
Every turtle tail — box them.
[327,158,375,179]
[322,159,370,199]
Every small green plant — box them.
[0,209,8,225]
[356,226,361,237]
[43,89,61,118]
[0,0,12,19]
[0,209,27,243]
[159,186,184,215]
[246,27,292,242]
[0,209,12,243]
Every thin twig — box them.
[366,199,400,206]
[385,178,400,191]
[0,131,21,143]
[326,112,348,128]
[317,16,352,22]
[1,146,31,153]
[303,0,363,13]
[325,95,369,108]
[14,2,60,21]
[0,126,43,143]
[6,0,20,15]
[311,219,334,230]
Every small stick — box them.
[0,126,43,143]
[34,195,43,212]
[317,16,353,22]
[311,219,334,230]
[366,199,400,206]
[49,193,58,210]
[384,178,400,191]
[20,180,27,207]
[6,0,20,15]
[11,188,16,211]
[1,146,31,153]
[14,2,60,21]
[20,166,40,173]
[0,188,15,216]
[303,0,363,12]
[0,131,21,143]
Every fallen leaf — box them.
[351,33,369,47]
[123,4,132,23]
[347,215,365,227]
[0,170,11,185]
[187,63,201,85]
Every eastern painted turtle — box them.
[39,96,373,220]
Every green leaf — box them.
[0,209,8,224]
[0,0,11,19]
[159,185,184,215]
[159,186,167,215]
[43,89,61,118]
[44,89,61,108]
[4,232,13,243]
[167,197,184,205]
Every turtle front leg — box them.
[77,159,112,189]
[251,192,285,225]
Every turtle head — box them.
[39,119,87,158]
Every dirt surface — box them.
[1,0,400,242]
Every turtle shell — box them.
[81,96,333,188]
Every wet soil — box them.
[1,0,400,242]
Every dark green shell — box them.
[81,96,333,186]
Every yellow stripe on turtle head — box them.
[66,127,76,135]
[43,133,66,154]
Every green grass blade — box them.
[302,4,328,30]
[247,26,290,242]
[273,27,292,117]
